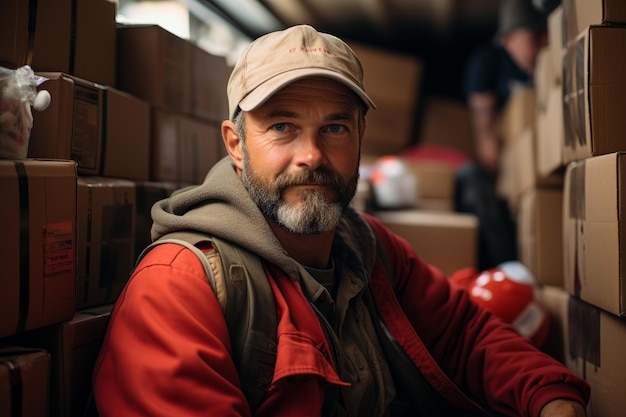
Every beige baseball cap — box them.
[227,24,376,120]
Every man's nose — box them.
[294,133,327,170]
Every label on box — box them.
[43,221,74,277]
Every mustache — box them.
[274,169,344,190]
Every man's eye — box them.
[273,123,288,132]
[327,124,346,134]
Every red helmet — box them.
[452,261,550,347]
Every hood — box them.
[151,156,378,281]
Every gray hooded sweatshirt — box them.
[150,156,379,291]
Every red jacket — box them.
[93,215,589,417]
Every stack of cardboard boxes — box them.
[497,1,626,416]
[0,1,230,416]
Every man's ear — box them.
[222,119,243,170]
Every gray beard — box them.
[241,153,358,235]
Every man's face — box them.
[240,77,363,235]
[504,28,547,75]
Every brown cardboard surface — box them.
[374,209,478,275]
[179,117,223,184]
[400,157,456,200]
[534,47,555,113]
[151,109,180,181]
[563,26,626,164]
[151,109,225,183]
[565,297,626,417]
[77,177,136,309]
[0,347,50,417]
[563,153,626,316]
[536,86,565,180]
[499,87,536,145]
[0,0,29,68]
[416,96,475,159]
[190,43,229,122]
[562,0,626,44]
[134,180,187,259]
[518,188,564,287]
[2,306,113,417]
[348,41,423,156]
[29,73,104,175]
[362,99,420,156]
[548,6,564,75]
[29,73,149,179]
[72,0,117,87]
[497,128,536,216]
[536,285,569,365]
[28,73,75,162]
[0,0,116,86]
[117,24,191,113]
[103,87,151,180]
[0,159,77,338]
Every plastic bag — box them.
[0,65,50,159]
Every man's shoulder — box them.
[136,241,211,274]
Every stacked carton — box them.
[496,81,564,288]
[116,24,228,184]
[348,41,423,157]
[0,2,231,416]
[0,159,81,417]
[530,2,626,416]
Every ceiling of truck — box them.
[263,0,501,55]
[207,0,503,98]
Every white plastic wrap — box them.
[0,66,50,159]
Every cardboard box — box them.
[566,296,626,417]
[348,42,423,156]
[134,180,187,259]
[117,24,191,113]
[534,47,556,113]
[151,109,225,184]
[375,209,478,275]
[401,157,456,201]
[28,73,151,179]
[497,128,536,215]
[499,86,536,145]
[499,121,565,215]
[190,43,229,122]
[0,159,77,338]
[0,347,50,417]
[536,285,570,365]
[416,96,475,160]
[3,306,112,417]
[518,188,564,287]
[0,0,116,86]
[29,73,103,174]
[0,0,29,69]
[562,26,626,164]
[548,5,564,76]
[563,153,626,316]
[562,0,626,44]
[536,85,565,180]
[101,87,151,180]
[179,117,223,184]
[77,177,136,309]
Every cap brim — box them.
[238,68,376,115]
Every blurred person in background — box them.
[455,0,548,271]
